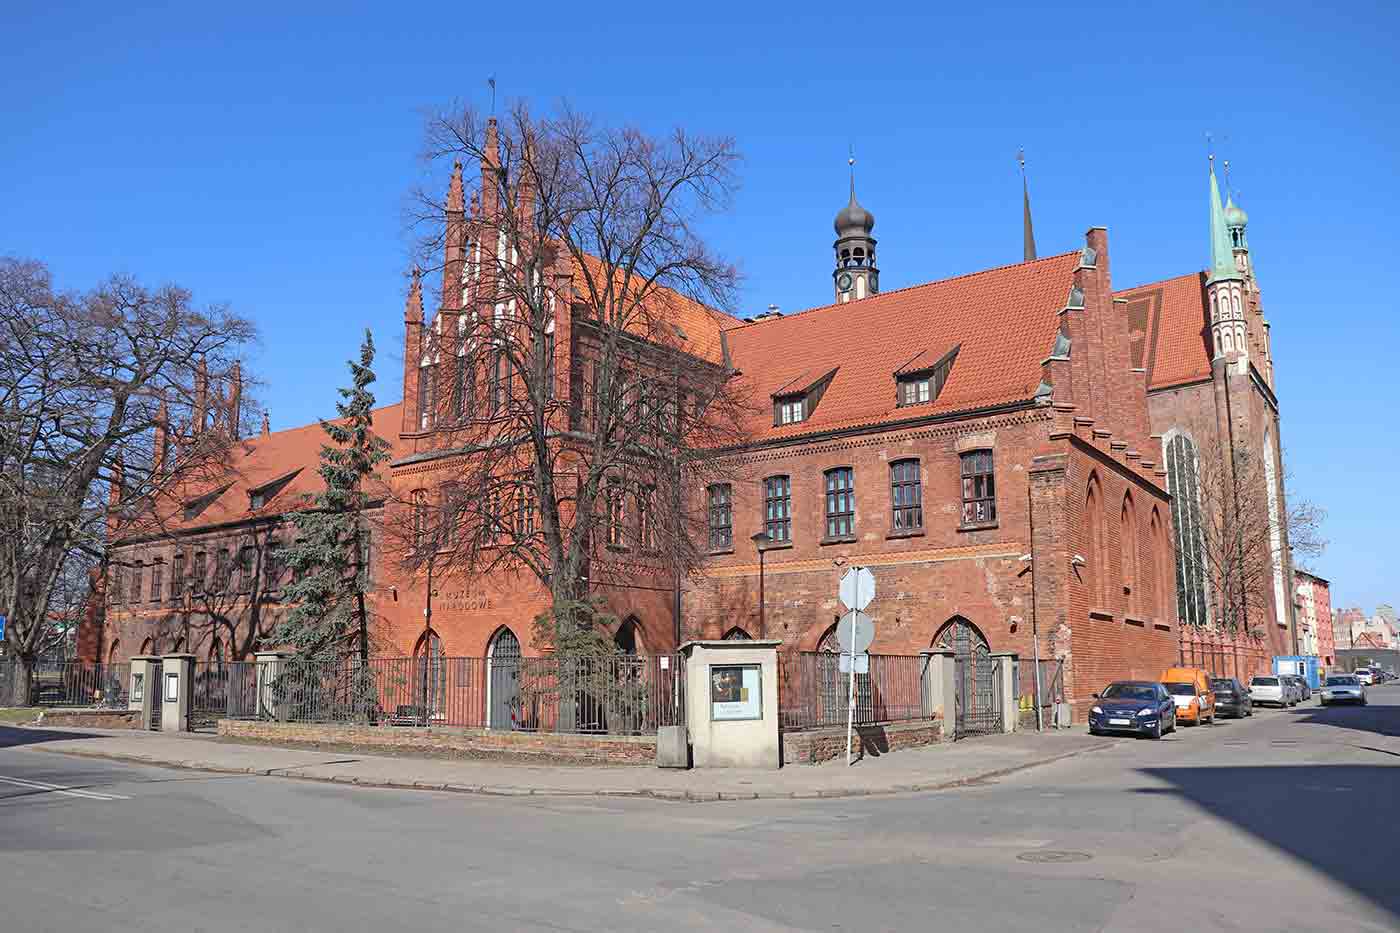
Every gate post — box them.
[680,639,781,769]
[160,653,196,732]
[255,651,290,721]
[991,652,1018,734]
[920,649,957,743]
[128,655,159,729]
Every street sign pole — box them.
[846,567,859,767]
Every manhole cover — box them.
[1017,850,1093,864]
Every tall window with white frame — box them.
[959,450,996,525]
[763,475,792,543]
[824,467,855,539]
[707,483,733,551]
[890,459,923,531]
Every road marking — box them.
[0,774,129,801]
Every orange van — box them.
[1160,667,1215,725]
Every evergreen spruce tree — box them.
[273,331,390,715]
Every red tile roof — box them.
[1114,271,1213,391]
[117,404,405,540]
[721,251,1082,441]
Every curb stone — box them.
[23,740,1104,803]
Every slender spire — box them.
[1208,154,1241,284]
[404,267,424,323]
[1019,149,1037,262]
[442,161,465,309]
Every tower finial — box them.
[1019,148,1037,262]
[487,75,496,114]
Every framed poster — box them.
[164,671,179,702]
[131,672,144,702]
[710,664,762,721]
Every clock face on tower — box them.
[837,272,854,293]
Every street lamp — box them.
[751,532,772,636]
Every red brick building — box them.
[1294,570,1334,666]
[92,149,1296,719]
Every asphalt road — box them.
[2,687,1398,932]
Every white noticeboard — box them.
[164,672,179,702]
[838,652,869,674]
[710,664,762,721]
[839,567,876,612]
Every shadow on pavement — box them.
[0,725,101,749]
[1142,764,1400,922]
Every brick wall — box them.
[218,719,656,764]
[38,709,140,729]
[781,718,943,765]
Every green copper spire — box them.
[1208,157,1241,284]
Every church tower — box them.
[833,160,878,303]
[1206,156,1248,366]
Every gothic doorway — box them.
[933,617,1001,738]
[487,627,521,730]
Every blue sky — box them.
[3,1,1397,609]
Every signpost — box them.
[837,567,875,765]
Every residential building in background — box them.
[1294,570,1333,665]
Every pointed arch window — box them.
[1120,494,1139,616]
[1164,432,1209,627]
[418,359,435,430]
[1085,475,1103,608]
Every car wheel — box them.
[1088,726,1101,736]
[1149,720,1162,740]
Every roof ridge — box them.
[725,249,1081,331]
[1114,269,1207,294]
[241,402,404,446]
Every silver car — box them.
[1249,675,1287,707]
[1320,674,1368,706]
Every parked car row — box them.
[1247,674,1315,706]
[1088,666,1234,740]
[1351,668,1394,685]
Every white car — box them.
[1319,675,1367,706]
[1354,668,1375,685]
[1249,675,1287,707]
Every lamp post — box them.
[751,532,772,636]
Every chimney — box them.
[753,304,783,322]
[193,357,209,434]
[227,361,242,439]
[261,410,271,437]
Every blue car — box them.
[1088,681,1177,740]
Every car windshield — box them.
[1326,676,1358,686]
[1210,680,1234,691]
[1165,682,1197,696]
[1252,677,1279,686]
[1101,684,1156,701]
[1355,670,1371,675]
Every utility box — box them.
[1274,655,1320,689]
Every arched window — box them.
[139,637,154,656]
[413,628,445,720]
[107,639,121,666]
[1263,427,1286,627]
[722,626,752,641]
[1120,493,1139,616]
[1163,431,1209,627]
[1085,475,1103,608]
[1149,507,1165,621]
[417,358,435,430]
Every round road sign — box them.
[837,610,875,654]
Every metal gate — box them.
[148,660,163,731]
[488,628,521,730]
[936,618,1002,738]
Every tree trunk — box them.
[9,653,35,707]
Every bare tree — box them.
[389,102,751,654]
[0,257,256,703]
[1181,422,1324,640]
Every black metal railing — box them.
[2,659,131,708]
[263,654,686,736]
[778,652,927,732]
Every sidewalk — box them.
[3,724,1103,801]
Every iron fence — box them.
[264,654,685,735]
[778,652,927,732]
[191,661,258,728]
[0,659,130,708]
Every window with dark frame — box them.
[638,485,656,551]
[543,326,556,400]
[489,348,507,416]
[132,561,144,606]
[452,356,467,421]
[417,364,434,430]
[111,564,125,605]
[605,478,626,548]
[237,547,254,594]
[214,548,231,594]
[707,483,733,551]
[824,467,855,539]
[150,559,164,603]
[960,450,997,525]
[192,551,208,594]
[264,540,282,593]
[774,395,805,426]
[763,475,792,543]
[411,490,428,552]
[515,480,536,539]
[172,553,186,600]
[890,459,923,531]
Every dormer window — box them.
[775,395,805,425]
[248,470,301,511]
[895,345,958,408]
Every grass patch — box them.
[0,708,44,724]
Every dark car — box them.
[1088,681,1177,739]
[1210,678,1253,718]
